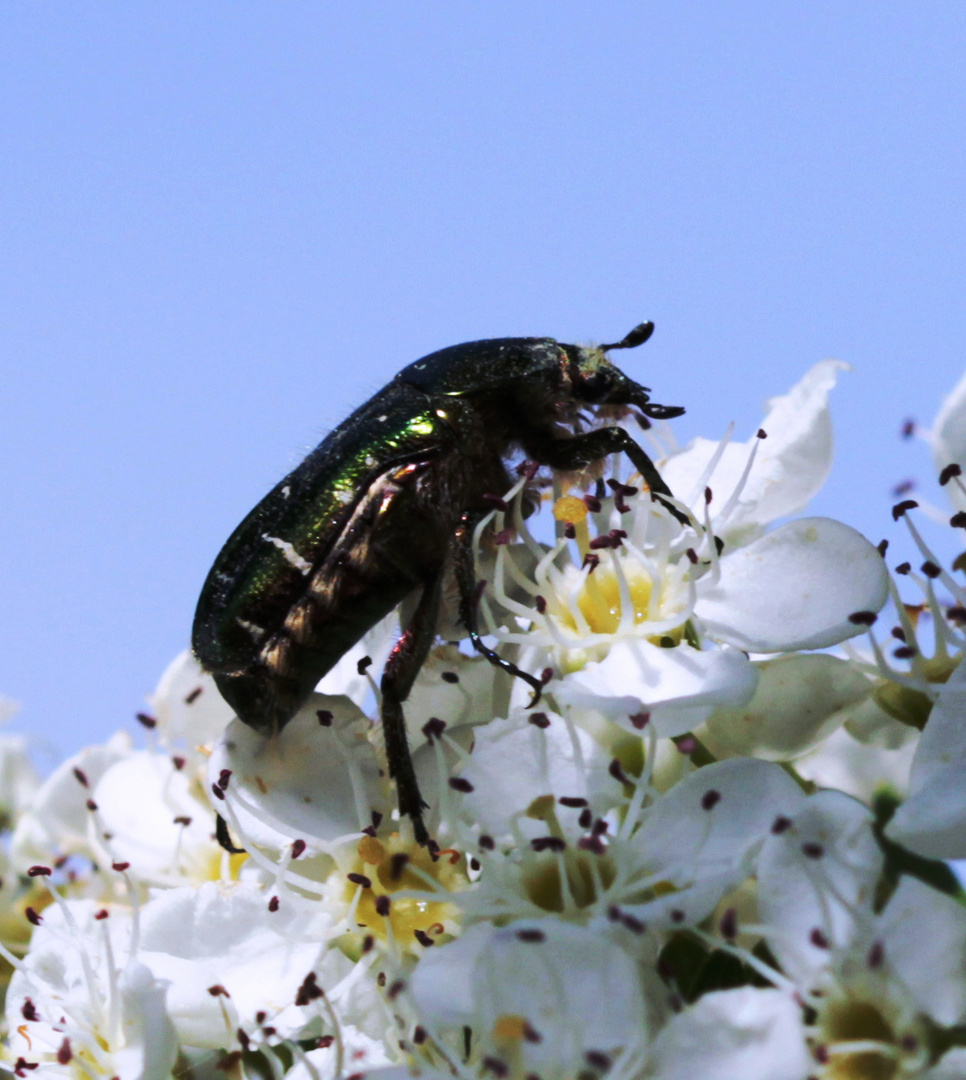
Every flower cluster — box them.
[2,361,966,1080]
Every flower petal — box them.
[695,518,889,652]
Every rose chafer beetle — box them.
[193,321,686,845]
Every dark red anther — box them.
[531,836,566,853]
[72,767,89,788]
[704,486,713,505]
[893,646,916,660]
[582,552,600,573]
[479,834,495,850]
[540,667,554,684]
[940,463,962,485]
[217,769,232,790]
[848,611,878,626]
[237,1028,251,1050]
[948,606,966,624]
[534,594,547,614]
[523,460,539,480]
[268,896,279,912]
[172,756,186,770]
[389,852,410,880]
[564,522,577,540]
[900,419,916,439]
[422,717,446,741]
[867,941,885,968]
[922,560,941,578]
[316,709,333,726]
[291,839,306,859]
[669,909,685,924]
[184,686,203,705]
[629,710,649,730]
[579,834,605,855]
[441,671,459,684]
[892,499,919,521]
[347,872,371,888]
[375,894,391,917]
[56,1039,72,1065]
[578,807,593,829]
[413,1025,427,1045]
[492,528,514,546]
[357,655,372,675]
[877,539,889,556]
[211,783,226,802]
[295,972,323,1005]
[892,479,915,497]
[448,777,474,793]
[559,796,588,808]
[27,866,51,877]
[701,790,721,811]
[686,547,698,564]
[583,493,602,513]
[801,843,824,859]
[414,929,435,947]
[135,712,157,729]
[208,984,230,997]
[86,798,98,812]
[592,818,609,836]
[94,909,109,919]
[585,1051,611,1072]
[757,428,767,439]
[21,998,38,1021]
[112,861,130,872]
[810,928,830,948]
[516,928,546,942]
[675,735,697,755]
[896,562,911,575]
[720,908,738,940]
[951,511,966,528]
[608,758,629,784]
[771,815,792,834]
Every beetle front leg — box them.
[528,428,691,526]
[380,571,444,847]
[453,511,545,705]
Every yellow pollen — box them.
[345,834,467,951]
[553,495,588,524]
[492,1015,527,1043]
[358,835,385,865]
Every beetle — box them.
[193,321,686,846]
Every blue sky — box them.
[3,5,966,757]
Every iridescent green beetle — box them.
[193,322,685,844]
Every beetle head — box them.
[562,322,685,421]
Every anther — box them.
[357,656,372,675]
[700,789,721,811]
[559,796,588,808]
[481,493,509,511]
[867,941,885,968]
[72,768,89,787]
[268,896,279,912]
[291,839,306,859]
[720,908,738,940]
[389,852,410,880]
[951,512,966,528]
[295,972,323,1005]
[422,717,446,741]
[583,494,602,513]
[801,843,824,859]
[528,712,551,728]
[441,671,459,684]
[877,539,889,556]
[848,611,878,626]
[922,560,941,578]
[184,686,203,704]
[347,872,371,888]
[531,837,566,853]
[26,866,51,878]
[449,777,474,793]
[375,895,391,917]
[940,463,962,485]
[810,928,829,948]
[414,929,435,947]
[892,499,918,521]
[771,815,792,834]
[316,709,333,726]
[516,928,546,942]
[136,712,157,729]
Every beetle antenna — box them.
[600,321,654,352]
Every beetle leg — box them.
[527,428,691,527]
[454,511,545,706]
[380,570,444,846]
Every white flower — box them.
[5,899,178,1080]
[409,920,654,1080]
[884,658,966,859]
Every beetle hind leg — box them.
[380,571,445,847]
